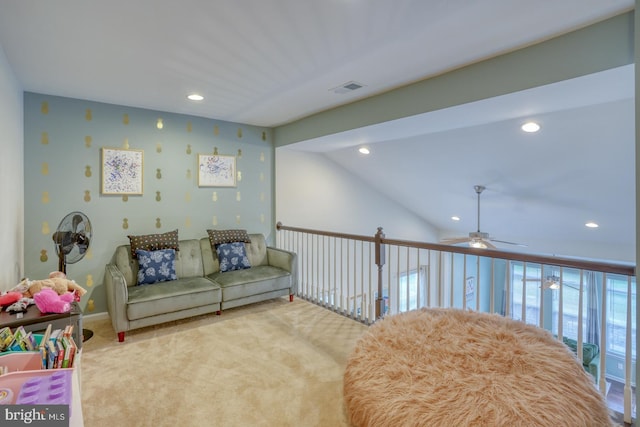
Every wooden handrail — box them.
[276,222,375,243]
[276,222,635,277]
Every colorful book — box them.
[55,340,65,369]
[13,326,26,341]
[61,337,71,368]
[66,336,77,368]
[0,327,13,351]
[46,340,57,369]
[8,327,27,352]
[40,324,52,345]
[63,325,73,339]
[39,324,53,369]
[22,332,37,351]
[49,329,62,343]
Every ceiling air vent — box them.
[331,81,366,94]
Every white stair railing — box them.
[276,223,637,423]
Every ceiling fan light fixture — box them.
[469,239,487,249]
[543,275,561,290]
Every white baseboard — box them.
[83,311,109,322]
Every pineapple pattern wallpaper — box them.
[24,93,274,315]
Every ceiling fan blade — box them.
[440,237,471,245]
[491,239,528,247]
[482,240,497,249]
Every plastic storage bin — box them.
[0,352,73,406]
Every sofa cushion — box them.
[207,229,251,247]
[136,248,177,285]
[208,265,291,301]
[245,234,268,267]
[562,337,599,365]
[216,242,251,272]
[174,239,207,279]
[201,234,270,276]
[128,229,179,258]
[126,277,221,320]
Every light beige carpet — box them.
[80,298,367,427]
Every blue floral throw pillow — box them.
[216,242,251,273]
[136,248,178,285]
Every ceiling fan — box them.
[522,275,561,290]
[441,185,526,249]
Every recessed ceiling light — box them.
[585,222,599,228]
[187,93,204,101]
[358,147,370,155]
[521,122,540,133]
[451,216,460,221]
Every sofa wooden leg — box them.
[117,332,125,342]
[216,310,221,315]
[289,294,294,302]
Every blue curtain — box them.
[585,271,600,345]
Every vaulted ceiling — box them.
[0,0,635,261]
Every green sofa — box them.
[562,336,600,384]
[104,233,297,342]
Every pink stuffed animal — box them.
[33,288,75,314]
[0,292,22,307]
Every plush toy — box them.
[33,288,75,314]
[0,292,22,307]
[48,271,69,281]
[6,297,33,314]
[16,272,87,301]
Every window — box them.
[607,275,636,357]
[551,278,583,340]
[398,266,427,312]
[510,262,636,359]
[510,263,543,325]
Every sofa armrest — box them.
[586,354,600,385]
[266,247,298,294]
[104,263,131,334]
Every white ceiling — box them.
[0,0,636,261]
[319,66,635,261]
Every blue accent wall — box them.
[23,92,273,315]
